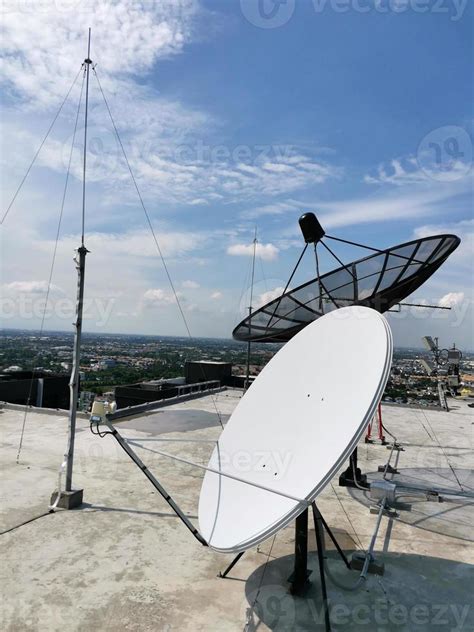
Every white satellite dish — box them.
[198,306,393,553]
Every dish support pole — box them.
[219,504,352,632]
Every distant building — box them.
[114,361,249,410]
[184,360,232,384]
[0,371,70,409]
[90,358,117,371]
[100,358,116,369]
[115,377,189,409]
[79,390,95,412]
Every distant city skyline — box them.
[1,325,472,354]
[1,1,472,349]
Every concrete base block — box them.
[51,489,83,510]
[350,551,385,576]
[338,471,369,489]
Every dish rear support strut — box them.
[103,418,207,547]
[219,504,354,632]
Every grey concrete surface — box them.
[1,391,473,631]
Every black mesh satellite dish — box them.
[233,219,460,343]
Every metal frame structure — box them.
[99,415,310,546]
[422,336,463,408]
[98,415,387,632]
[233,222,460,343]
[220,502,385,632]
[102,418,208,545]
[365,402,387,445]
[7,28,468,632]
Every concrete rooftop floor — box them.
[1,390,473,631]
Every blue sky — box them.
[1,0,472,348]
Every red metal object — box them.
[365,403,385,443]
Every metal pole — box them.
[81,28,92,247]
[219,551,245,578]
[312,503,331,632]
[245,228,257,390]
[319,513,351,569]
[245,309,252,390]
[126,438,307,504]
[65,246,87,491]
[64,29,91,492]
[290,508,311,594]
[360,498,386,580]
[314,243,324,314]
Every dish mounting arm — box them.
[102,418,208,546]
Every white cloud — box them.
[36,228,205,260]
[255,286,285,308]
[364,155,472,187]
[364,157,428,186]
[182,280,200,289]
[0,218,210,334]
[1,104,340,212]
[243,148,472,227]
[109,149,339,208]
[413,219,473,266]
[0,2,342,214]
[0,0,199,108]
[143,288,183,306]
[227,242,279,261]
[314,183,471,230]
[397,219,474,350]
[227,243,279,261]
[242,183,468,228]
[240,200,302,220]
[210,291,222,299]
[3,280,64,295]
[439,292,465,308]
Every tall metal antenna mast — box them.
[245,228,257,390]
[58,29,92,508]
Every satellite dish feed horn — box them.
[299,212,325,244]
